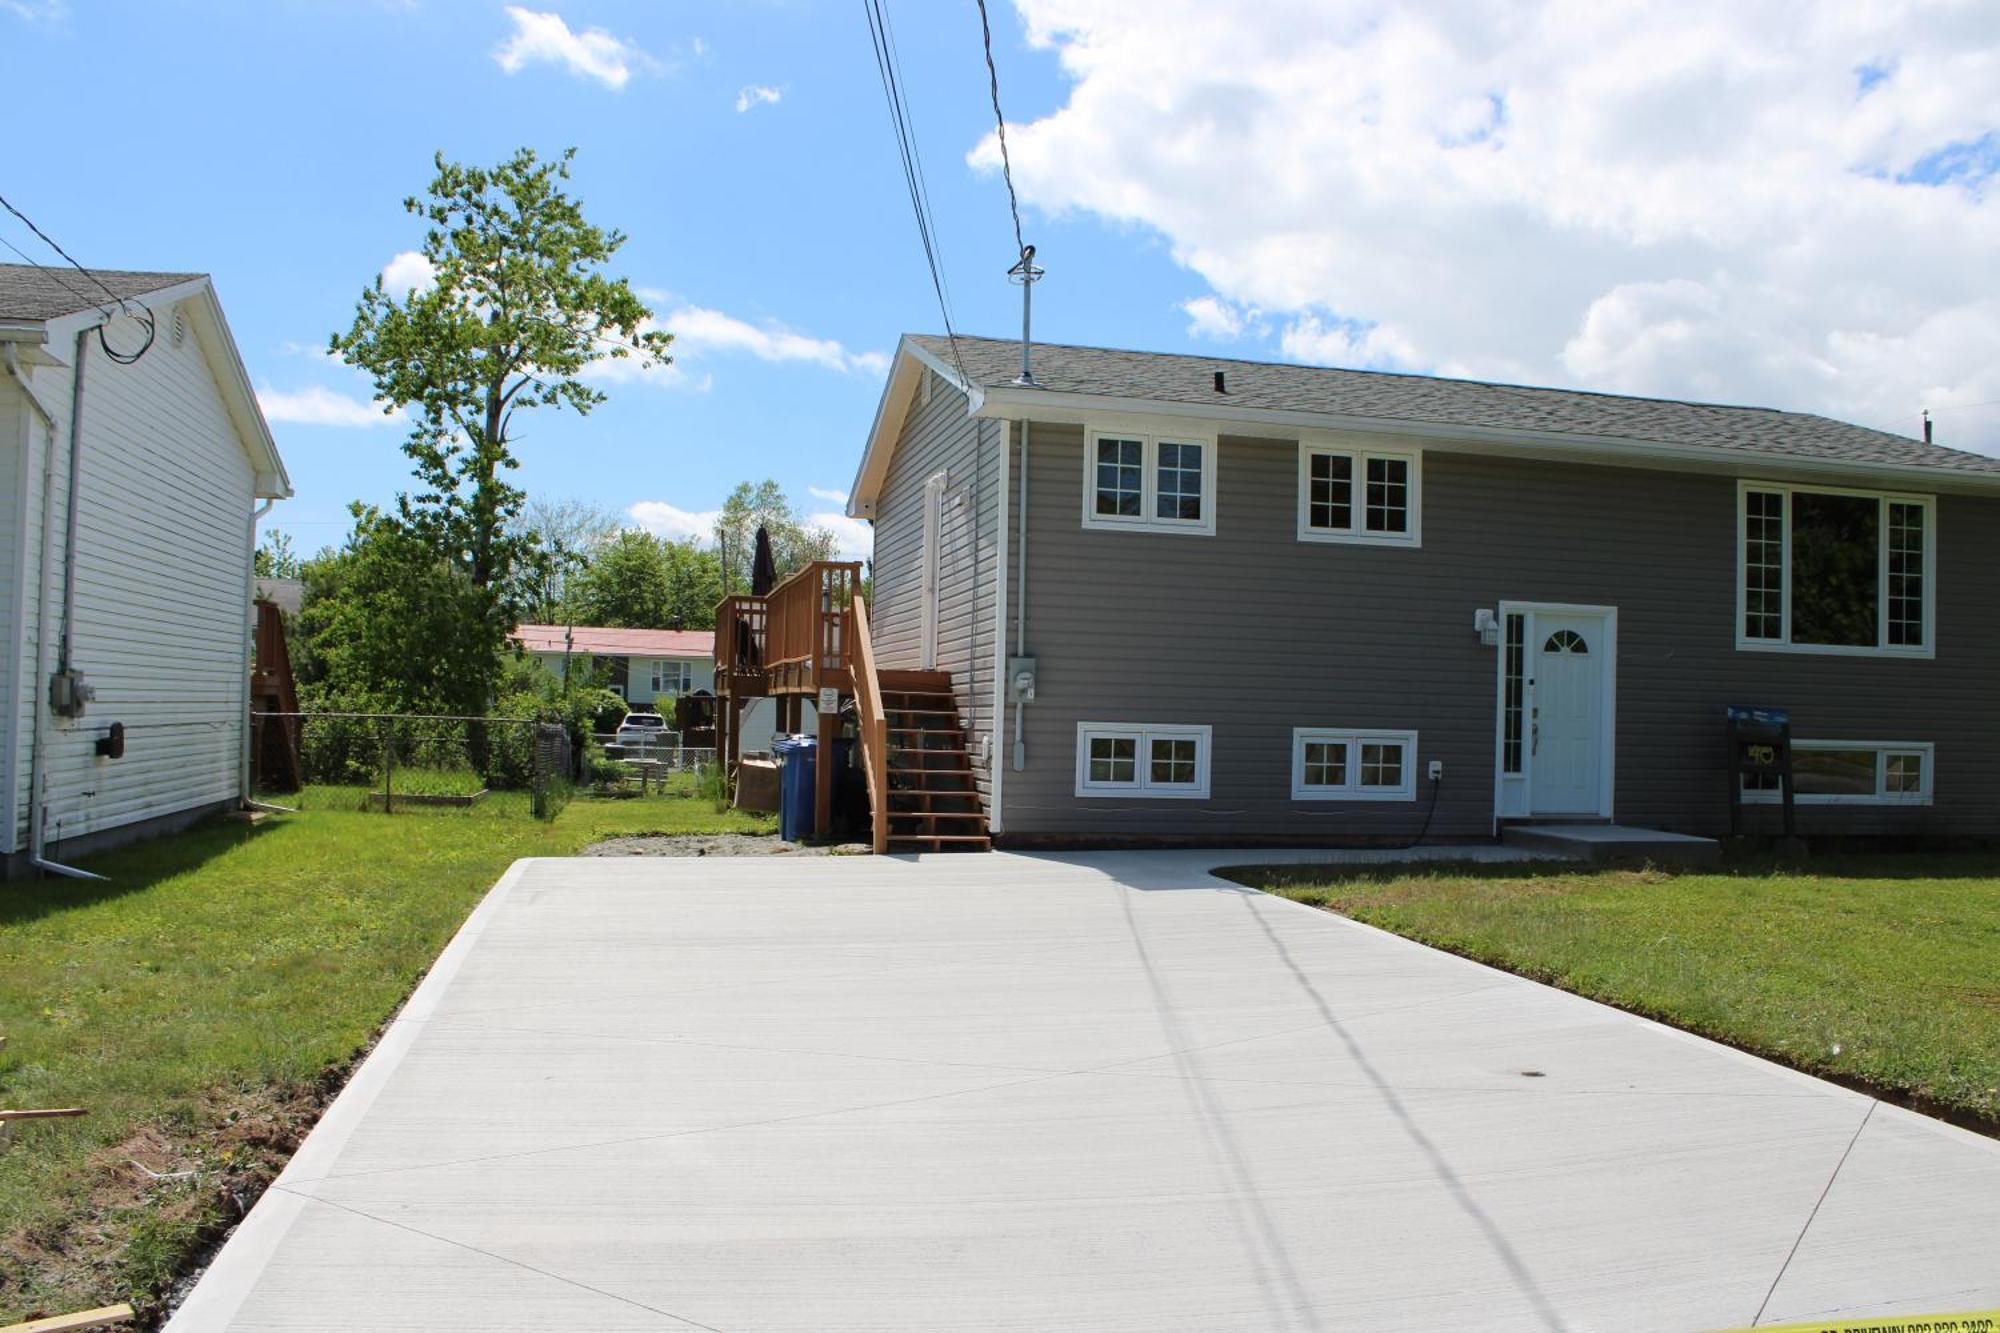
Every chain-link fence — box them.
[252,712,573,820]
[588,732,717,797]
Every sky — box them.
[4,0,1997,563]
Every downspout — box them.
[1011,418,1030,771]
[239,498,276,809]
[56,324,88,678]
[12,331,104,879]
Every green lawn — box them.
[1224,857,2000,1130]
[0,792,769,1323]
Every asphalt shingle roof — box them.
[0,263,201,321]
[910,333,2000,476]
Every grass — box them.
[0,791,770,1323]
[1223,856,2000,1130]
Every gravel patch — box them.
[580,833,870,857]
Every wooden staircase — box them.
[877,668,990,852]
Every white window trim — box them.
[1740,739,1935,806]
[1081,422,1218,536]
[1291,727,1419,801]
[1296,440,1423,547]
[1734,480,1936,659]
[1074,722,1213,799]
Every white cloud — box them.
[380,250,435,300]
[0,0,67,20]
[626,501,720,542]
[980,0,2000,450]
[807,486,850,505]
[1182,295,1246,340]
[808,509,874,562]
[590,304,890,386]
[257,384,401,428]
[493,6,655,90]
[735,84,782,113]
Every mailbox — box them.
[1726,704,1794,836]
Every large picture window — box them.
[650,660,693,696]
[1075,723,1212,798]
[1291,728,1419,801]
[1298,443,1421,546]
[1083,426,1217,535]
[1737,483,1933,656]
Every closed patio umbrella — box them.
[751,525,778,596]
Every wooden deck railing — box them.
[714,593,768,696]
[849,595,889,854]
[714,561,862,697]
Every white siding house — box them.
[1,265,290,875]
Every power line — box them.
[861,0,969,385]
[0,190,156,364]
[974,0,1028,262]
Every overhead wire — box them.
[0,189,156,364]
[974,0,1028,263]
[861,0,970,385]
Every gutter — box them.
[6,334,103,880]
[971,385,2000,497]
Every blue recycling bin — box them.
[773,734,852,842]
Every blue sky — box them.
[5,0,1997,558]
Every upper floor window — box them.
[650,660,693,695]
[1082,426,1217,535]
[1298,442,1421,546]
[1737,482,1934,657]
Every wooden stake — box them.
[0,1108,87,1121]
[0,1304,135,1333]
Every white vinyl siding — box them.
[1297,442,1421,546]
[7,303,262,852]
[1292,728,1419,800]
[1735,481,1935,658]
[1081,424,1217,535]
[1075,722,1212,798]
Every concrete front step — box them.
[1501,822,1722,867]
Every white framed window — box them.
[1742,740,1934,806]
[1297,441,1421,546]
[1292,728,1419,800]
[1075,723,1212,798]
[650,660,693,696]
[1081,424,1218,535]
[1736,481,1934,657]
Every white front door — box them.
[1529,611,1608,816]
[919,472,946,670]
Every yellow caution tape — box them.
[1714,1313,1999,1333]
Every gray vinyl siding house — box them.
[851,334,2000,844]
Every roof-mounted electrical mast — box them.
[1008,245,1043,386]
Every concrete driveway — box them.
[171,852,2000,1332]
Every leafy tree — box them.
[254,528,301,579]
[713,479,839,592]
[569,530,722,629]
[331,146,671,713]
[293,506,495,714]
[515,496,622,621]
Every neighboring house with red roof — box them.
[511,624,716,707]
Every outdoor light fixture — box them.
[1474,608,1500,646]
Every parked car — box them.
[614,713,669,755]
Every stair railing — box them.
[849,595,890,854]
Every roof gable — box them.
[0,263,202,322]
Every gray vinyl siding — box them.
[869,371,1002,805]
[997,423,2000,840]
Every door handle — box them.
[1532,721,1539,756]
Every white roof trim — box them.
[846,337,983,519]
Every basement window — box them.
[1292,728,1418,801]
[1741,740,1933,805]
[1076,723,1212,798]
